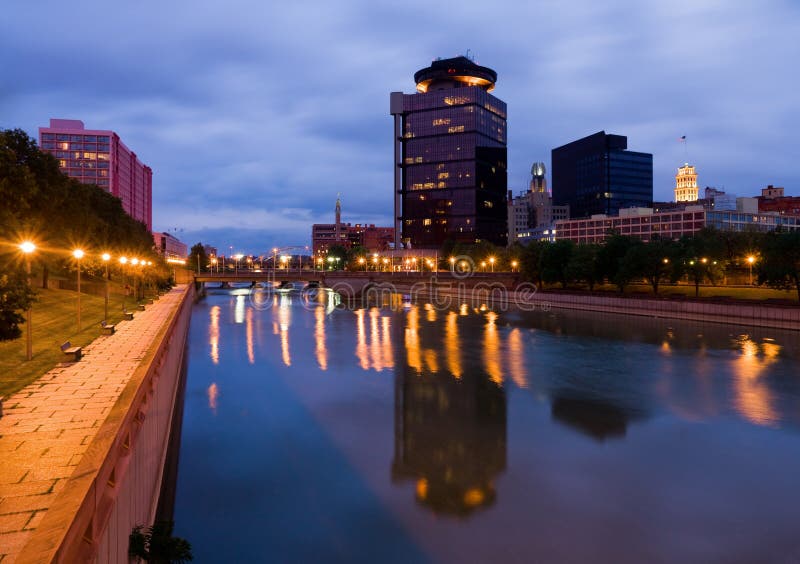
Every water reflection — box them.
[278,294,291,367]
[209,305,220,365]
[207,382,219,415]
[732,335,782,426]
[245,307,255,365]
[315,306,328,371]
[392,362,507,516]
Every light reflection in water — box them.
[483,311,503,384]
[315,306,328,371]
[209,305,220,365]
[732,335,781,426]
[406,306,423,373]
[207,382,219,415]
[355,308,394,372]
[507,328,528,388]
[234,294,245,324]
[445,311,462,379]
[246,307,255,365]
[279,294,291,367]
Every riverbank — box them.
[0,285,192,563]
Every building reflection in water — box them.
[393,305,507,517]
[483,311,503,385]
[209,305,220,365]
[550,394,638,441]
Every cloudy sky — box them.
[2,0,798,253]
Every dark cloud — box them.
[2,0,798,251]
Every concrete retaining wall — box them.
[17,285,194,563]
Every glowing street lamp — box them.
[449,256,456,273]
[102,253,111,323]
[511,260,518,272]
[747,255,756,285]
[358,257,366,271]
[489,256,495,272]
[72,249,85,332]
[19,241,36,360]
[119,256,128,312]
[480,260,487,272]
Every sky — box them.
[2,0,799,254]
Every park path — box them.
[0,286,187,563]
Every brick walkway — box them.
[0,286,187,563]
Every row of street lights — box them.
[17,240,156,361]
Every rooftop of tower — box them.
[413,56,497,93]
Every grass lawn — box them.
[0,287,150,399]
[549,283,798,302]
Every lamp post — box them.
[120,256,128,311]
[20,241,36,360]
[747,255,756,285]
[449,256,455,273]
[359,257,366,271]
[73,249,84,332]
[102,253,111,323]
[511,260,518,273]
[489,256,495,273]
[131,258,140,302]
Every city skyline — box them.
[2,0,799,252]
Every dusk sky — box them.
[2,0,799,253]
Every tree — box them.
[129,521,193,564]
[622,237,679,294]
[326,245,348,270]
[565,243,601,290]
[540,240,574,288]
[597,233,637,292]
[677,229,726,297]
[0,269,37,340]
[188,243,208,273]
[758,231,800,300]
[521,240,546,286]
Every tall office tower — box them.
[674,164,698,202]
[38,119,152,230]
[390,56,508,248]
[552,131,652,218]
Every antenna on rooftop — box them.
[465,48,473,61]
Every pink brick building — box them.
[38,119,152,230]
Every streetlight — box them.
[102,253,111,323]
[131,258,139,302]
[747,255,756,285]
[119,256,128,311]
[511,260,518,272]
[480,260,487,272]
[449,256,456,273]
[382,257,389,272]
[20,241,36,361]
[234,254,244,275]
[73,249,84,332]
[359,257,366,271]
[489,256,495,272]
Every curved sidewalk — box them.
[0,286,187,563]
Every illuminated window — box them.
[58,142,69,150]
[432,118,451,126]
[423,219,432,226]
[83,152,97,160]
[447,125,465,133]
[98,153,109,161]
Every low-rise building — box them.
[758,185,800,216]
[153,232,188,262]
[311,197,394,255]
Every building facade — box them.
[153,232,188,261]
[390,56,508,249]
[311,197,394,255]
[38,119,152,230]
[507,162,569,244]
[555,206,800,244]
[674,164,698,202]
[552,131,653,219]
[758,186,800,215]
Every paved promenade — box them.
[0,286,187,563]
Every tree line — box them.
[0,128,171,339]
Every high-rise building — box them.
[674,164,699,202]
[552,131,652,219]
[390,56,508,249]
[38,119,152,230]
[507,162,568,244]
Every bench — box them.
[137,304,146,311]
[123,309,134,320]
[0,396,4,419]
[60,341,82,361]
[100,320,116,335]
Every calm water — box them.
[173,288,800,563]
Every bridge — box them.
[191,270,522,298]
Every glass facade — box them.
[396,85,508,248]
[552,131,653,219]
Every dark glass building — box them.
[391,56,508,248]
[552,131,653,218]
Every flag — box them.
[679,135,686,141]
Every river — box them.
[172,287,800,563]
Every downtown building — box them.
[390,56,508,249]
[311,197,394,255]
[507,162,569,244]
[38,118,153,230]
[552,131,653,219]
